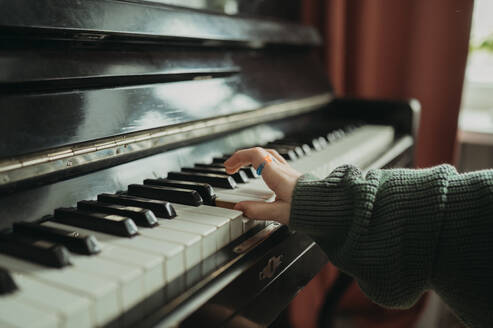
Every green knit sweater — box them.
[289,164,493,328]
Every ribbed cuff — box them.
[288,166,361,248]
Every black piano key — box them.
[265,142,305,157]
[77,200,158,227]
[267,148,297,161]
[128,184,203,206]
[53,208,139,237]
[181,167,249,184]
[0,233,72,268]
[344,124,358,133]
[195,163,259,178]
[231,170,248,183]
[98,193,176,219]
[13,222,101,255]
[143,179,216,206]
[239,166,259,178]
[195,163,224,168]
[281,136,317,151]
[212,156,229,164]
[167,171,237,189]
[0,267,18,295]
[327,129,345,142]
[255,143,298,161]
[283,150,298,161]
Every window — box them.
[459,0,493,134]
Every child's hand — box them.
[224,147,301,225]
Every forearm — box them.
[289,165,493,327]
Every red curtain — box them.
[303,0,473,167]
[289,1,473,327]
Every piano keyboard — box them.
[0,124,393,328]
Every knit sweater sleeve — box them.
[289,164,493,328]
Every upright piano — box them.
[0,1,419,327]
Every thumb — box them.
[234,200,290,225]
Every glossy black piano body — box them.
[0,1,419,327]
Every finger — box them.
[224,147,297,199]
[234,200,290,225]
[265,149,288,165]
[224,147,271,173]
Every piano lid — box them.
[0,0,333,191]
[0,0,320,46]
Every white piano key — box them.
[138,227,202,269]
[0,296,60,328]
[172,210,229,249]
[0,254,120,327]
[215,192,265,204]
[157,220,217,257]
[7,272,92,328]
[291,125,394,177]
[172,203,241,241]
[43,221,185,283]
[215,186,274,200]
[109,236,184,283]
[42,221,164,296]
[69,254,144,312]
[101,246,165,296]
[243,217,259,232]
[235,183,274,198]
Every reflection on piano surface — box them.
[0,1,419,327]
